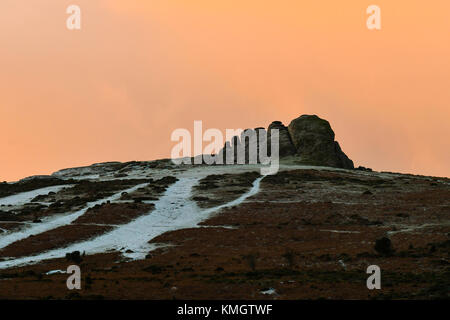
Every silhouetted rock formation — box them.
[288,115,354,169]
[268,121,296,157]
[216,114,354,169]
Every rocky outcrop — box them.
[287,115,354,169]
[219,128,268,164]
[268,121,296,157]
[215,114,354,169]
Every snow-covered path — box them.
[0,175,264,269]
[0,183,149,251]
[0,185,71,207]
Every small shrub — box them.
[282,249,296,269]
[242,253,259,272]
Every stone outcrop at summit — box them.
[217,114,354,169]
[268,121,296,157]
[287,115,354,169]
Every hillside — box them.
[0,159,448,299]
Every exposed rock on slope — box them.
[268,121,296,157]
[287,115,354,169]
[218,114,354,169]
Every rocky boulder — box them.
[374,237,394,256]
[268,121,296,157]
[211,114,355,169]
[287,115,354,169]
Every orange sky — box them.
[1,0,449,181]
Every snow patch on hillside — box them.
[0,183,149,251]
[0,174,264,269]
[0,185,71,207]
